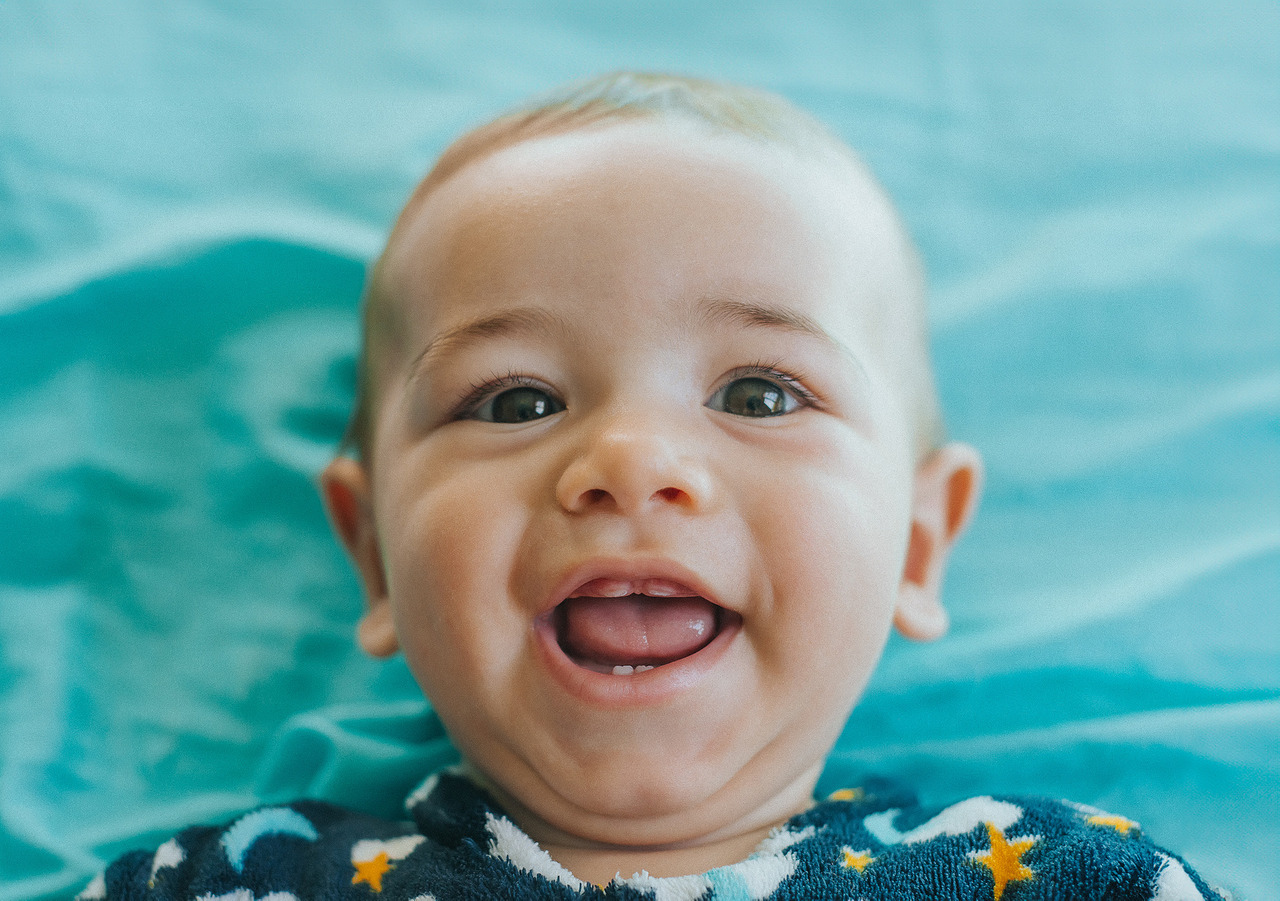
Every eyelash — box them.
[721,360,821,408]
[449,361,820,420]
[452,371,557,421]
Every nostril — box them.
[556,440,712,514]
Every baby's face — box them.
[331,120,964,853]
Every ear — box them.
[319,457,399,658]
[894,442,984,642]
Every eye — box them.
[471,385,566,423]
[707,375,805,417]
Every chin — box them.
[592,765,719,820]
[536,740,763,837]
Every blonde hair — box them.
[344,71,942,459]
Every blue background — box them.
[1,2,1276,898]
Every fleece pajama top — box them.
[85,769,1222,901]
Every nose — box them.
[555,412,714,515]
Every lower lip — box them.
[532,608,743,707]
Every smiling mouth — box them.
[552,577,736,675]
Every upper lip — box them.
[540,557,727,617]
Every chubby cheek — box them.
[378,453,534,712]
[743,449,912,711]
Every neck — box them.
[466,763,820,885]
[542,821,788,885]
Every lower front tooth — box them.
[612,665,635,675]
[634,665,654,673]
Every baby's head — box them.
[346,72,954,463]
[322,72,982,876]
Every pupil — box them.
[726,378,783,416]
[492,387,551,422]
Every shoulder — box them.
[795,790,1226,901]
[83,800,426,900]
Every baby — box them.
[87,72,1220,900]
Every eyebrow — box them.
[409,306,569,376]
[698,297,866,373]
[408,296,864,378]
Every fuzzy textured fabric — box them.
[84,770,1223,901]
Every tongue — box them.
[559,594,719,666]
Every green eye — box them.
[709,377,799,417]
[474,386,565,423]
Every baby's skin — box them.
[321,115,983,885]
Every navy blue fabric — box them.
[92,772,1222,901]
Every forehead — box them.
[378,120,913,349]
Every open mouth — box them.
[552,577,738,675]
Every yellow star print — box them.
[1087,813,1139,834]
[352,851,391,892]
[840,847,875,873]
[827,787,865,802]
[969,821,1038,900]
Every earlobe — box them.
[894,442,984,643]
[356,601,400,658]
[319,457,399,658]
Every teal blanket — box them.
[1,3,1276,899]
